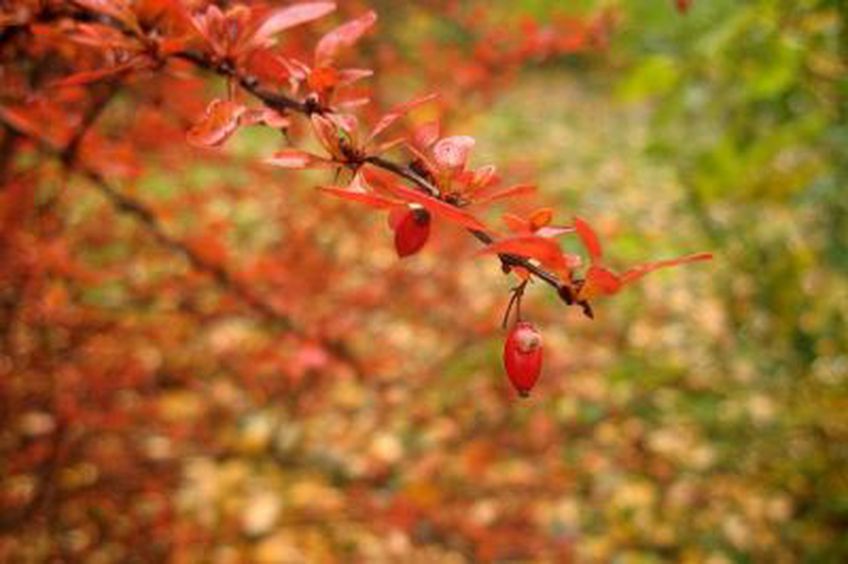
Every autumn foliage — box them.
[0,0,719,560]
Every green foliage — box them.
[613,0,848,559]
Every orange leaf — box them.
[318,186,400,210]
[474,183,536,205]
[186,99,247,148]
[378,180,488,232]
[412,120,440,148]
[241,107,290,129]
[535,225,575,238]
[247,2,336,50]
[620,252,713,285]
[573,215,603,263]
[74,0,140,33]
[502,213,529,233]
[266,149,333,169]
[529,208,553,230]
[581,265,622,298]
[0,106,44,141]
[315,10,378,67]
[367,92,438,143]
[52,59,139,88]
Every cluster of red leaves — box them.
[374,2,615,108]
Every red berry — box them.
[503,321,543,397]
[393,205,431,258]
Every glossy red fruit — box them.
[503,321,543,397]
[393,205,431,258]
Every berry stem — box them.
[500,279,529,329]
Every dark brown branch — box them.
[365,155,440,197]
[0,127,19,183]
[60,85,120,166]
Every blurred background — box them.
[1,0,846,561]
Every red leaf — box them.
[73,0,140,32]
[241,107,290,129]
[582,265,622,298]
[502,213,530,233]
[265,148,333,169]
[367,93,438,143]
[535,225,575,238]
[310,113,343,157]
[186,99,247,148]
[0,176,36,235]
[372,136,406,155]
[478,235,571,277]
[318,186,400,210]
[187,230,229,266]
[529,208,553,230]
[337,68,374,86]
[307,65,340,94]
[474,183,535,205]
[248,2,336,50]
[470,165,498,189]
[377,179,488,232]
[412,120,440,149]
[432,135,475,171]
[314,10,378,67]
[52,59,139,88]
[0,106,45,141]
[573,216,603,263]
[620,252,713,285]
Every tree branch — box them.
[0,114,366,378]
[23,4,592,317]
[172,51,588,313]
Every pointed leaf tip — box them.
[315,10,378,67]
[265,148,332,169]
[620,251,714,285]
[186,99,247,148]
[250,2,337,48]
[573,216,604,263]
